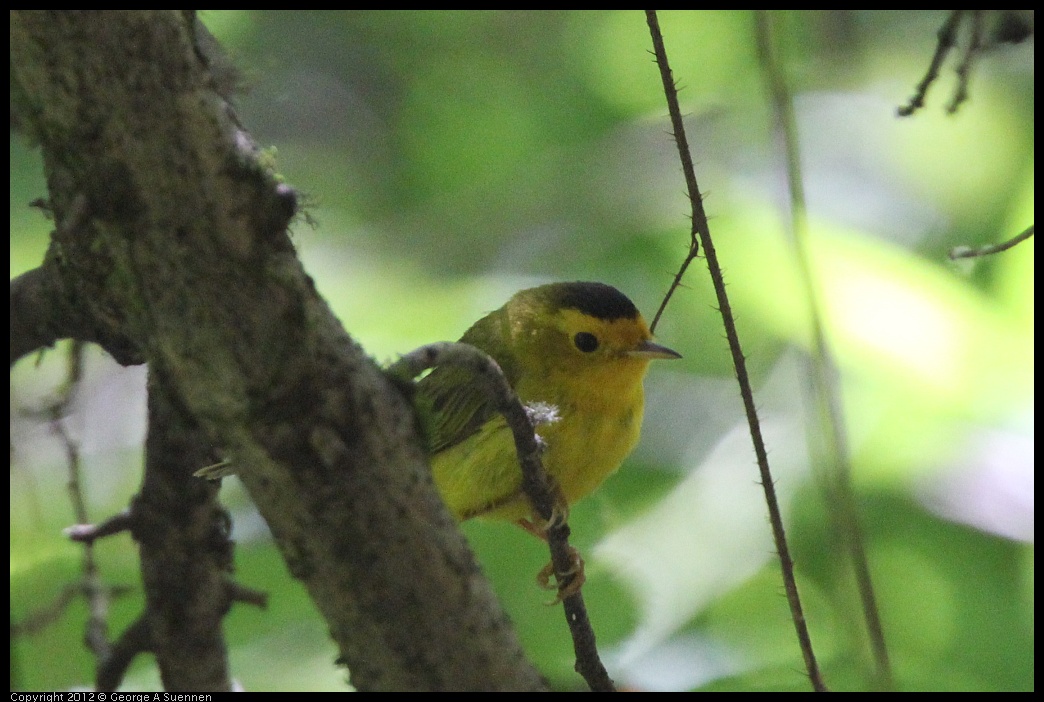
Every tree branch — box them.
[11,10,543,691]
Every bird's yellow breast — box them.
[423,281,679,525]
[432,354,648,523]
[538,386,644,506]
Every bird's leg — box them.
[516,480,569,538]
[517,501,586,604]
[516,501,566,539]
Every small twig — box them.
[11,583,134,638]
[388,342,615,692]
[949,223,1034,259]
[11,585,79,636]
[649,244,697,334]
[947,11,983,114]
[226,579,269,609]
[898,11,964,117]
[64,509,134,543]
[646,10,827,691]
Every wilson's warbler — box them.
[195,281,679,568]
[419,281,681,529]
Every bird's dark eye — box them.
[573,332,599,353]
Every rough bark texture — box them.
[11,10,545,691]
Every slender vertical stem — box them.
[645,10,827,691]
[755,11,892,689]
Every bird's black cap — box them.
[547,282,640,321]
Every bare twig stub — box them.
[949,224,1034,260]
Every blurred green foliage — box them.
[11,10,1033,691]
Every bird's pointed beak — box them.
[628,339,682,360]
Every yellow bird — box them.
[196,281,679,595]
[418,282,681,529]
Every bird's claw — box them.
[537,546,586,605]
[517,501,569,540]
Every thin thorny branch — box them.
[644,9,827,691]
[387,342,614,692]
[755,11,894,690]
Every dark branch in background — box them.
[899,10,1034,117]
[9,581,135,640]
[11,343,133,657]
[644,10,827,691]
[950,223,1034,259]
[898,10,965,116]
[755,11,893,690]
[388,342,615,693]
[947,10,984,114]
[126,372,239,692]
[11,342,133,683]
[52,341,114,660]
[27,346,251,692]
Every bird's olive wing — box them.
[415,363,501,454]
[416,307,522,454]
